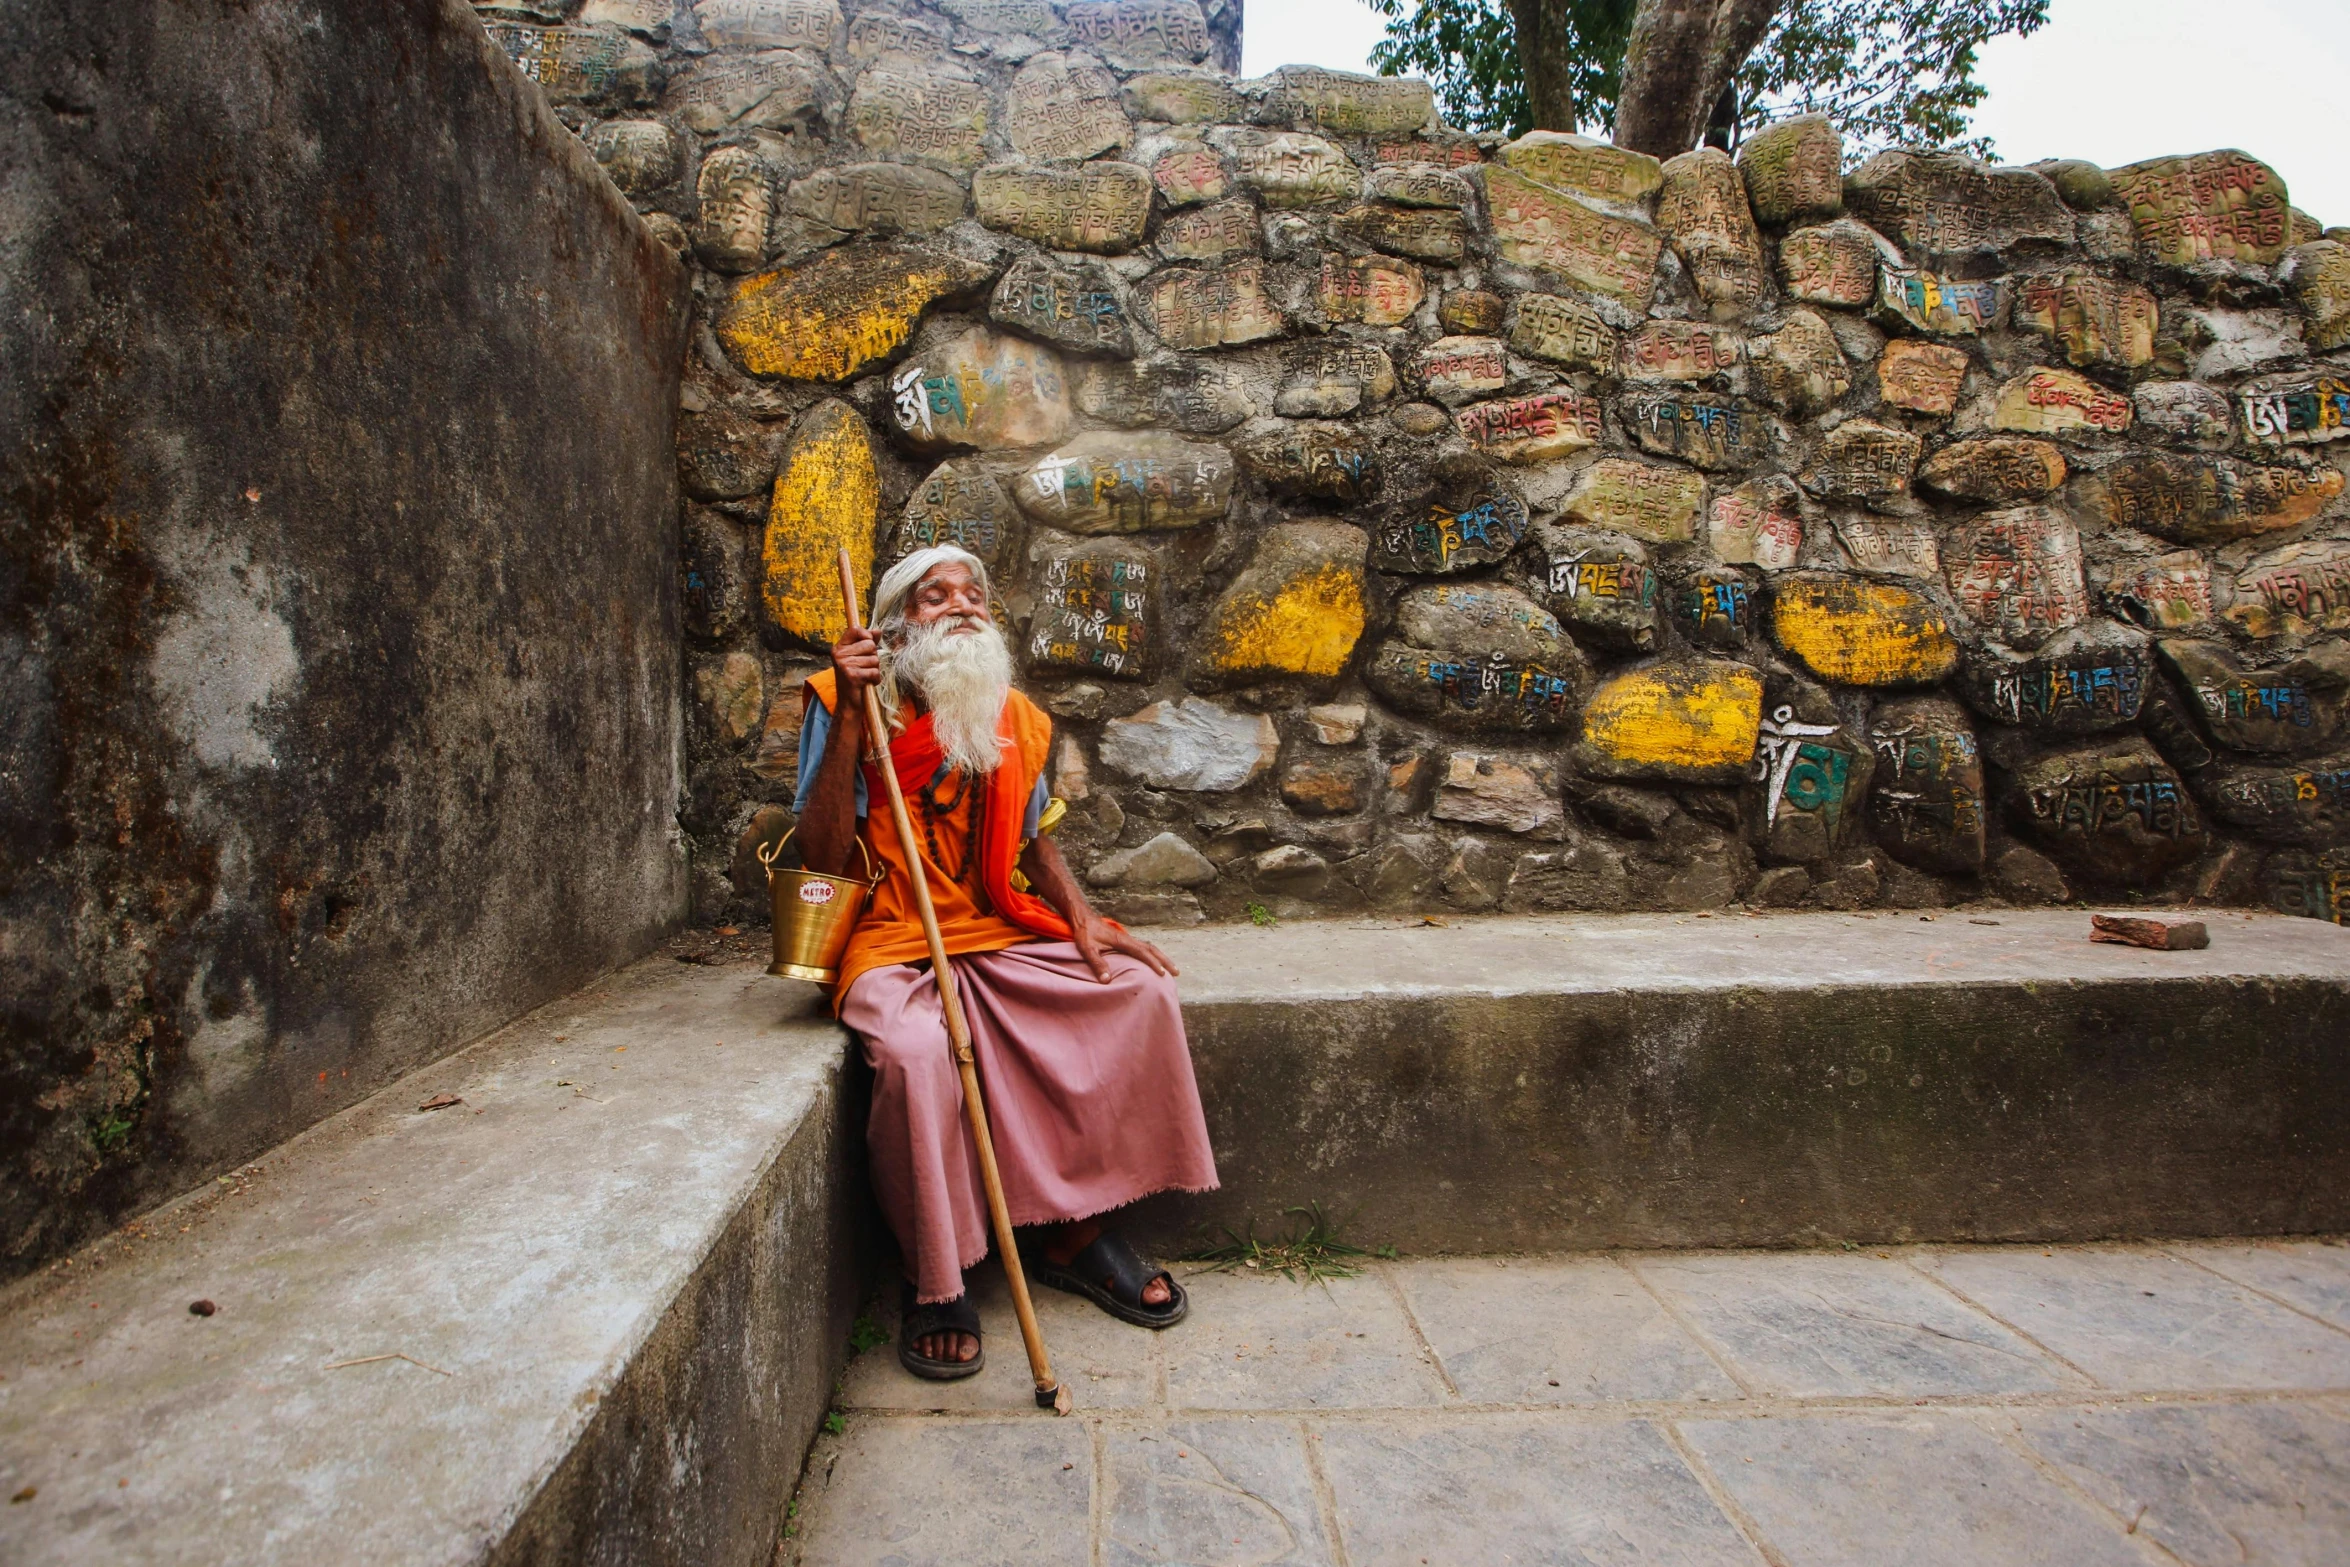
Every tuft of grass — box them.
[822,1411,846,1437]
[848,1313,888,1357]
[1181,1203,1395,1285]
[1245,901,1278,928]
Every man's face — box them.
[903,562,990,634]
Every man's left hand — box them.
[1070,914,1178,984]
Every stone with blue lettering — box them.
[1533,523,1663,654]
[1372,458,1529,576]
[1958,620,2153,737]
[1623,393,1770,470]
[2205,753,2350,848]
[1238,420,1381,504]
[2157,638,2350,757]
[1676,565,1760,651]
[1364,584,1590,734]
[989,253,1134,359]
[2003,737,2206,885]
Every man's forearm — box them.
[1020,834,1096,928]
[798,700,865,874]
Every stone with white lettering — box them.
[1008,51,1131,162]
[486,23,660,105]
[2004,738,2206,884]
[1943,505,2089,645]
[889,457,1024,577]
[1657,147,1766,307]
[1991,368,2135,437]
[2237,370,2350,448]
[848,61,989,168]
[1366,584,1588,733]
[2159,638,2350,757]
[888,327,1073,450]
[1454,389,1605,463]
[1709,475,1803,570]
[990,254,1133,358]
[1335,203,1468,264]
[1624,393,1769,470]
[1214,129,1363,208]
[1138,259,1286,348]
[1561,459,1705,544]
[1508,292,1619,372]
[2224,539,2350,640]
[2077,453,2342,545]
[1063,0,1211,67]
[2133,382,2235,448]
[1845,150,2073,260]
[2110,150,2291,267]
[1414,336,1509,406]
[1877,340,1970,415]
[694,0,839,50]
[1374,458,1528,575]
[1918,438,2066,502]
[1751,311,1848,417]
[1779,220,1889,307]
[1124,71,1245,125]
[1866,696,1986,875]
[1496,131,1664,216]
[589,119,680,193]
[666,48,833,134]
[1876,265,2004,337]
[1239,420,1381,503]
[973,161,1153,253]
[1015,431,1234,532]
[2015,270,2159,369]
[1028,541,1156,679]
[1480,166,1664,307]
[787,162,967,238]
[1260,66,1433,136]
[1317,253,1425,326]
[1748,686,1875,865]
[1803,420,1922,504]
[1534,525,1662,652]
[1737,114,1842,225]
[1960,620,2153,736]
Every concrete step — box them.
[0,946,863,1567]
[1135,907,2350,1256]
[791,1240,2350,1566]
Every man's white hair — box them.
[872,545,992,633]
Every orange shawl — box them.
[803,670,1071,1003]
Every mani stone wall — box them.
[509,0,2350,929]
[0,0,690,1280]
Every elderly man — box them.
[795,544,1219,1380]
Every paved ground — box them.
[787,1239,2350,1566]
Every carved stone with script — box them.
[1944,506,2090,646]
[695,0,840,51]
[2157,638,2350,757]
[2283,241,2350,351]
[1509,292,1619,372]
[2224,539,2350,639]
[1752,311,1848,417]
[1918,438,2066,502]
[2134,382,2235,447]
[1867,696,1986,874]
[1496,131,1664,215]
[1138,259,1286,348]
[1480,166,1663,307]
[665,49,830,133]
[1015,431,1234,532]
[1367,585,1588,734]
[1155,200,1258,262]
[1007,52,1131,162]
[1625,393,1769,470]
[693,144,772,273]
[1779,220,1887,308]
[890,458,1024,578]
[847,61,989,169]
[1803,421,1922,504]
[1833,517,1940,579]
[1028,542,1157,679]
[1737,114,1842,225]
[2076,453,2342,545]
[787,161,966,238]
[1369,165,1475,210]
[1125,72,1244,124]
[2111,551,2214,632]
[1148,140,1229,206]
[1375,459,1529,575]
[1877,340,1970,415]
[1262,67,1434,136]
[974,161,1153,252]
[1063,0,1211,68]
[1074,357,1254,432]
[717,244,993,382]
[2004,738,2205,884]
[1239,420,1382,504]
[1960,621,2153,736]
[2237,370,2350,447]
[1709,475,1803,569]
[1656,147,1766,307]
[1876,265,2003,337]
[1335,204,1468,265]
[1845,150,2074,260]
[1534,526,1662,652]
[1454,390,1605,463]
[1992,368,2135,437]
[1414,336,1509,405]
[2016,271,2159,370]
[1276,340,1396,417]
[2110,150,2291,267]
[589,120,680,194]
[1620,321,1742,383]
[1214,129,1363,208]
[1562,459,1705,544]
[1318,254,1426,326]
[990,253,1134,358]
[888,327,1073,450]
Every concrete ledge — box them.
[1134,909,2350,1255]
[0,953,862,1567]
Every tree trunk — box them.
[1613,0,1781,158]
[1506,0,1584,133]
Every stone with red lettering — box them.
[2110,150,2292,268]
[1943,505,2090,646]
[1878,340,1971,416]
[2225,539,2350,640]
[1803,420,1922,504]
[1454,389,1605,463]
[1779,220,1891,308]
[1656,147,1766,307]
[1918,438,2066,502]
[1990,368,2135,438]
[1480,166,1664,307]
[1846,150,2073,260]
[1709,475,1804,570]
[1317,253,1426,326]
[1619,320,1744,383]
[1147,139,1229,206]
[1414,336,1510,406]
[2075,453,2344,546]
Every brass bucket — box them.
[760,829,883,984]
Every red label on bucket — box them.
[798,880,838,906]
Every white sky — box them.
[1242,0,2350,225]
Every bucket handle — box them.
[758,826,881,887]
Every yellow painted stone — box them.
[1579,660,1763,779]
[763,401,878,648]
[1195,521,1368,682]
[1770,573,1961,687]
[717,244,986,382]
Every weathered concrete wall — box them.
[513,0,2350,937]
[0,0,691,1280]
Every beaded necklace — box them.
[916,766,979,888]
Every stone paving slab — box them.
[792,1240,2350,1565]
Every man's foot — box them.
[899,1284,983,1380]
[1033,1227,1188,1329]
[1042,1220,1172,1308]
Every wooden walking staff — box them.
[835,549,1071,1414]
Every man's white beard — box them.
[884,614,1014,774]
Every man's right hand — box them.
[832,625,882,698]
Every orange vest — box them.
[803,671,1069,1003]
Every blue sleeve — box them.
[1023,774,1047,838]
[792,698,866,818]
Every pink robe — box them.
[840,941,1220,1304]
